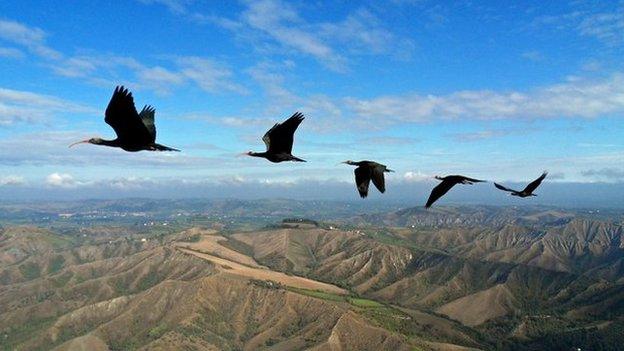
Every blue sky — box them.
[1,0,624,204]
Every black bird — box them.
[425,175,485,208]
[69,86,179,152]
[246,112,306,163]
[342,160,394,198]
[494,171,547,197]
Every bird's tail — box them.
[152,143,180,152]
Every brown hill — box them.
[1,226,480,351]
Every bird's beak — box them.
[69,139,89,148]
[387,168,395,173]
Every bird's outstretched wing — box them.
[370,165,386,193]
[354,166,372,198]
[151,143,180,152]
[460,176,485,183]
[425,180,456,208]
[262,112,304,154]
[494,183,517,193]
[523,171,547,194]
[104,86,152,144]
[139,105,156,143]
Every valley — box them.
[1,201,623,350]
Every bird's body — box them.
[69,86,179,152]
[247,152,305,163]
[494,172,547,197]
[247,112,305,163]
[425,175,485,208]
[342,160,393,198]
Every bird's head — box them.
[69,137,103,148]
[385,167,395,173]
[434,175,445,181]
[341,160,356,166]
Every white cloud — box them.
[0,175,25,186]
[240,0,346,71]
[46,173,82,188]
[0,19,61,59]
[403,171,432,182]
[521,50,544,62]
[531,3,624,47]
[206,0,413,71]
[0,18,243,96]
[0,131,236,170]
[578,6,624,46]
[137,0,192,14]
[581,168,624,181]
[108,176,155,190]
[176,56,247,94]
[450,130,511,142]
[318,8,414,59]
[0,87,95,125]
[49,54,245,95]
[344,73,624,124]
[0,46,24,59]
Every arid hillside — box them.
[2,205,624,351]
[1,224,482,351]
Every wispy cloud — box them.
[581,167,624,181]
[521,50,544,62]
[0,87,95,125]
[578,5,624,46]
[0,175,25,186]
[176,56,247,94]
[137,0,192,14]
[50,54,246,95]
[198,0,413,71]
[0,46,23,59]
[1,18,244,95]
[0,19,61,59]
[531,3,624,47]
[449,130,511,142]
[344,73,624,124]
[359,136,420,145]
[317,8,414,60]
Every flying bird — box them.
[342,160,394,198]
[246,112,306,163]
[69,86,179,152]
[425,175,485,208]
[494,171,547,197]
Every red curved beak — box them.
[69,139,89,148]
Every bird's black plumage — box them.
[343,160,393,198]
[425,175,485,208]
[70,86,179,152]
[494,172,547,197]
[247,112,306,163]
